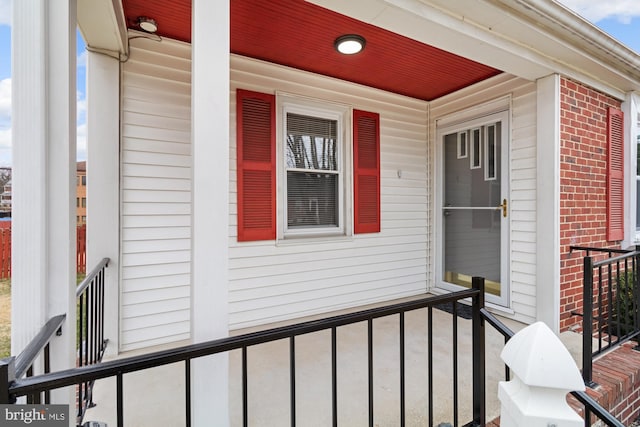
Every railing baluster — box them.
[185,359,191,427]
[44,343,50,404]
[331,326,337,427]
[597,263,603,352]
[100,269,106,354]
[614,261,620,344]
[631,256,639,333]
[94,282,98,362]
[82,289,88,417]
[368,318,373,427]
[79,293,85,368]
[91,282,97,364]
[471,276,486,426]
[242,346,248,427]
[623,258,630,340]
[582,256,595,386]
[117,372,123,427]
[290,336,296,427]
[399,312,405,427]
[602,264,607,352]
[428,306,433,427]
[452,302,459,427]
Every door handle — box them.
[497,199,507,218]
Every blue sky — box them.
[0,1,640,166]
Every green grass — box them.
[0,279,10,359]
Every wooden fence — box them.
[77,224,86,274]
[0,227,9,279]
[0,224,87,279]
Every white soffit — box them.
[77,0,128,56]
[308,0,640,98]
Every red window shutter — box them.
[607,107,624,242]
[353,110,380,234]
[236,89,276,241]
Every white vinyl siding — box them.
[120,37,192,351]
[118,38,538,347]
[230,55,429,329]
[509,88,538,323]
[431,74,538,324]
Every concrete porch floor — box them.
[83,298,585,426]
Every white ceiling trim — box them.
[308,0,640,99]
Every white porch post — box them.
[86,51,121,356]
[536,74,561,333]
[622,92,639,248]
[11,0,77,404]
[498,322,585,426]
[190,0,230,425]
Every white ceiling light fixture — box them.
[334,34,366,55]
[137,17,158,34]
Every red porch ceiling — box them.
[122,0,502,101]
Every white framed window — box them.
[278,95,350,238]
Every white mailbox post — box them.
[499,322,586,427]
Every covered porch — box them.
[9,0,640,425]
[82,300,529,426]
[3,279,603,426]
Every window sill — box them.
[276,233,354,246]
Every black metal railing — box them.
[570,246,640,386]
[480,308,624,427]
[0,314,66,405]
[1,273,624,426]
[75,257,110,424]
[2,278,487,427]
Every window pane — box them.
[470,128,481,168]
[286,113,338,170]
[485,124,497,180]
[287,171,338,228]
[457,131,467,158]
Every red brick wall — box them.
[559,77,622,332]
[568,343,640,425]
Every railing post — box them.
[0,357,16,404]
[582,256,596,387]
[471,276,485,426]
[498,322,585,427]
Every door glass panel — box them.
[443,123,502,296]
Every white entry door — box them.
[436,111,509,306]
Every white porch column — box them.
[11,0,77,404]
[536,74,561,333]
[190,0,230,425]
[622,92,639,249]
[86,51,121,356]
